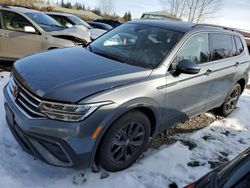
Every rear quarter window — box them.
[234,36,244,55]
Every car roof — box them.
[46,12,74,17]
[129,19,194,32]
[129,19,237,34]
[4,6,41,14]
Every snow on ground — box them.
[0,71,250,188]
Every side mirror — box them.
[24,26,36,33]
[65,23,73,28]
[176,59,201,75]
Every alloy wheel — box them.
[111,122,146,163]
[224,86,240,114]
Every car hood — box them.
[50,26,91,43]
[89,28,107,40]
[13,47,152,103]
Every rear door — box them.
[204,33,238,111]
[0,10,42,59]
[161,33,213,130]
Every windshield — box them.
[68,16,92,29]
[26,13,65,32]
[88,23,183,68]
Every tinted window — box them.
[210,34,234,61]
[68,16,91,29]
[26,13,65,32]
[171,33,209,70]
[232,173,250,188]
[89,23,183,68]
[50,15,74,27]
[232,36,238,56]
[91,23,105,30]
[235,36,244,55]
[0,10,32,32]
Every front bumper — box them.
[3,84,115,168]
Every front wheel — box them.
[98,110,151,172]
[215,83,241,117]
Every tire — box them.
[215,83,241,117]
[98,110,151,172]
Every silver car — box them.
[46,12,107,40]
[0,5,91,61]
[3,20,250,172]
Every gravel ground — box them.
[149,113,216,149]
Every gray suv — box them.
[4,20,250,172]
[0,5,90,61]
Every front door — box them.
[0,10,42,59]
[161,33,212,130]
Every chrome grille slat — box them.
[17,98,45,116]
[8,77,45,118]
[19,92,39,108]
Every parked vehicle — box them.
[46,12,106,40]
[94,19,121,28]
[0,5,90,61]
[141,11,181,21]
[185,147,250,188]
[88,21,113,31]
[4,20,250,172]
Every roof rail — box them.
[0,3,10,8]
[0,4,31,9]
[10,5,32,9]
[192,23,235,32]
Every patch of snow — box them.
[1,71,250,188]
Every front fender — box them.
[90,97,162,165]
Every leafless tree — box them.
[160,0,186,20]
[99,0,114,16]
[160,0,224,23]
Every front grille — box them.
[8,77,45,118]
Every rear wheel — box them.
[215,83,241,117]
[98,110,151,172]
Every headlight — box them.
[38,101,113,122]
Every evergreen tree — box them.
[127,11,132,21]
[123,12,132,22]
[123,12,128,21]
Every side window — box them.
[235,36,244,55]
[171,33,209,70]
[1,10,32,32]
[210,33,234,61]
[95,24,104,30]
[54,16,73,28]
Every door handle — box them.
[205,69,212,76]
[235,62,240,67]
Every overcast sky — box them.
[56,0,250,30]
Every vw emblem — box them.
[12,85,19,99]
